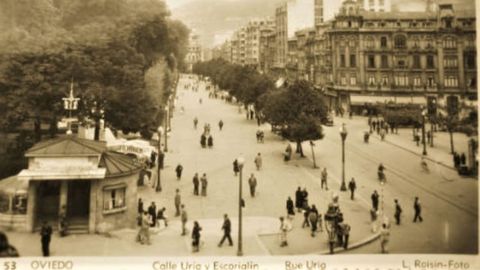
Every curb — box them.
[315,232,381,255]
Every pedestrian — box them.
[193,117,198,129]
[233,159,239,176]
[370,208,378,232]
[371,190,379,211]
[348,178,357,200]
[380,128,386,140]
[321,168,328,190]
[174,189,181,217]
[40,221,52,257]
[193,173,200,195]
[309,205,318,237]
[301,188,309,209]
[380,223,390,253]
[394,199,402,225]
[254,153,262,170]
[157,207,168,227]
[453,152,460,168]
[175,164,183,180]
[413,197,423,223]
[372,120,377,131]
[181,204,188,236]
[460,153,466,165]
[141,211,152,244]
[295,187,303,212]
[279,216,289,247]
[200,134,206,148]
[201,173,208,196]
[286,197,295,218]
[250,110,255,120]
[343,223,351,249]
[148,202,157,227]
[191,221,202,252]
[207,135,213,148]
[284,144,292,161]
[218,120,224,131]
[248,173,257,197]
[138,198,144,215]
[302,206,311,228]
[218,214,233,247]
[0,232,19,257]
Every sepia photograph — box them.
[0,0,478,260]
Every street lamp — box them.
[339,123,348,191]
[237,155,245,256]
[62,81,80,135]
[164,107,169,152]
[421,108,428,156]
[156,126,164,192]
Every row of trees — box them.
[193,59,328,157]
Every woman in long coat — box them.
[192,221,202,252]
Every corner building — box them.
[328,1,476,113]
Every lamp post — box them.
[164,107,169,152]
[156,126,164,192]
[339,123,348,191]
[237,155,245,256]
[62,81,80,135]
[421,108,427,156]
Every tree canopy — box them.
[262,80,327,156]
[0,0,190,140]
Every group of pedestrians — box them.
[192,173,208,196]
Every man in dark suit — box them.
[40,221,52,257]
[218,214,233,247]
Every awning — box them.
[350,95,427,105]
[18,168,106,181]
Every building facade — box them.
[185,33,203,72]
[328,1,476,112]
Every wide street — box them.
[8,75,478,256]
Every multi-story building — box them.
[185,33,202,72]
[287,28,316,81]
[315,0,344,26]
[231,27,247,65]
[357,0,392,12]
[259,26,276,73]
[275,0,315,69]
[245,18,275,69]
[328,0,476,112]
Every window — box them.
[350,75,357,85]
[412,38,420,48]
[367,55,375,68]
[340,54,346,67]
[12,195,27,214]
[444,56,458,68]
[465,53,476,69]
[443,37,456,49]
[426,39,434,49]
[426,55,435,69]
[103,185,127,212]
[394,35,406,49]
[465,36,475,48]
[0,194,9,213]
[444,76,458,87]
[350,54,356,67]
[368,75,376,86]
[413,77,422,86]
[427,77,435,87]
[413,55,421,68]
[468,77,476,88]
[341,76,347,85]
[381,55,388,68]
[395,75,408,86]
[380,37,388,48]
[381,76,388,86]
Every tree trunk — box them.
[94,118,100,141]
[449,129,455,154]
[296,141,305,157]
[49,116,58,138]
[34,116,42,142]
